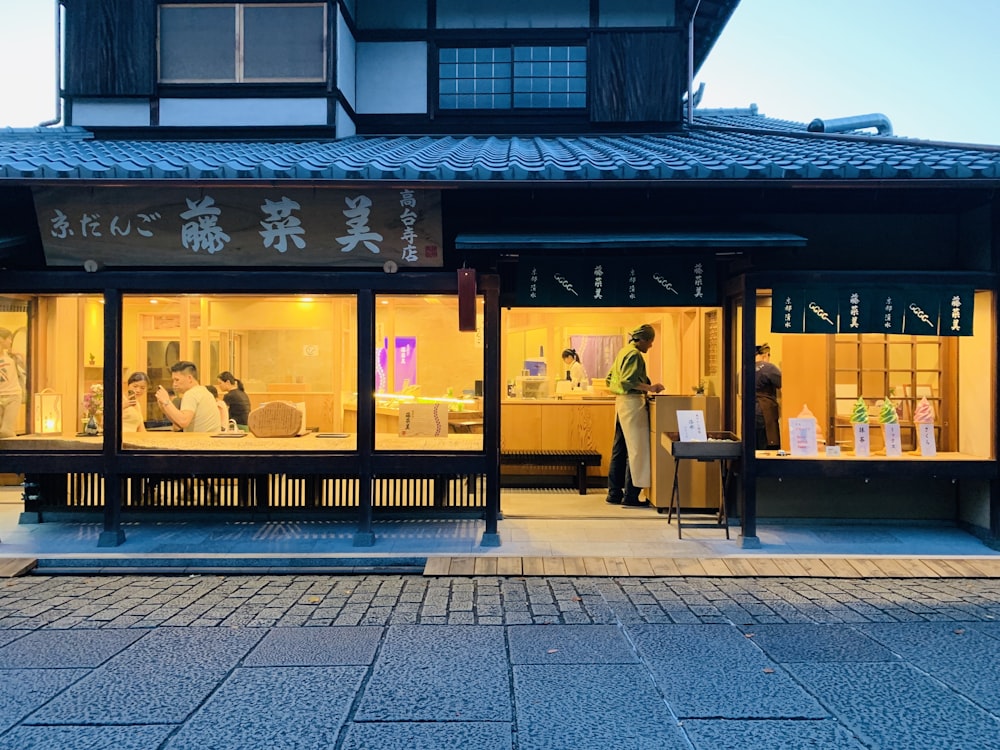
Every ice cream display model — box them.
[879,398,899,424]
[913,396,934,424]
[850,397,869,423]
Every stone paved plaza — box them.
[2,574,1000,749]
[3,574,1000,628]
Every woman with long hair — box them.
[216,371,251,427]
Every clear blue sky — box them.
[697,0,999,145]
[1,0,997,145]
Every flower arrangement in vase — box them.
[82,384,104,435]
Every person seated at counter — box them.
[122,371,149,432]
[217,371,250,427]
[205,384,231,428]
[155,361,221,433]
[561,348,589,389]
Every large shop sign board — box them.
[515,257,716,307]
[32,187,443,268]
[772,285,974,336]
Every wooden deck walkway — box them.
[423,556,1000,578]
[0,558,37,578]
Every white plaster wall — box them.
[356,42,427,114]
[71,100,151,127]
[336,101,356,138]
[337,7,356,111]
[158,99,328,126]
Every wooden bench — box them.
[500,450,602,494]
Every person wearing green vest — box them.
[605,324,664,507]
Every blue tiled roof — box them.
[1,121,997,183]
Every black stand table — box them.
[662,432,741,539]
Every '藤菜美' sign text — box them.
[32,187,442,268]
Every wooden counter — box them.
[649,396,722,510]
[0,435,103,451]
[501,399,616,475]
[0,432,483,452]
[343,404,484,435]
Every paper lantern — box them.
[33,389,62,434]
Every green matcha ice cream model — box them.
[849,397,869,424]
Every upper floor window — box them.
[438,46,586,110]
[159,3,327,83]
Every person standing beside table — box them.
[754,342,782,450]
[156,361,221,433]
[561,348,589,389]
[605,324,664,507]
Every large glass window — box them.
[439,45,586,110]
[0,295,102,449]
[121,295,357,450]
[746,289,994,458]
[366,295,484,452]
[159,4,327,83]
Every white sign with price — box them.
[918,423,937,456]
[789,417,818,456]
[675,410,707,442]
[882,423,902,457]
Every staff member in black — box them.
[754,343,782,450]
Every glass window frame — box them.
[158,3,328,84]
[438,43,587,111]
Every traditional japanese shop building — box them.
[0,0,998,549]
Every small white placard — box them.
[825,444,841,456]
[918,423,937,456]
[852,423,870,457]
[789,417,818,456]
[676,410,707,442]
[399,403,446,437]
[883,422,902,456]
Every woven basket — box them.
[247,401,303,438]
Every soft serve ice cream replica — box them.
[913,396,936,456]
[879,397,902,456]
[849,397,870,457]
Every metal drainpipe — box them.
[38,0,63,127]
[687,0,702,125]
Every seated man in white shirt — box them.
[155,361,222,433]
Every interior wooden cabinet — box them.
[829,333,954,451]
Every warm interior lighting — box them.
[33,390,63,434]
[374,392,416,401]
[420,396,477,406]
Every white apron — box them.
[615,393,651,488]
